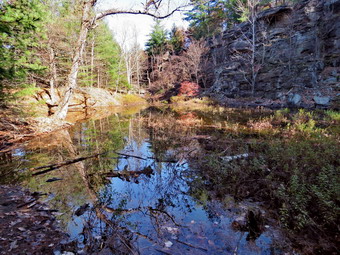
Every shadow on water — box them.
[1,106,338,254]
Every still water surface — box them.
[0,106,285,254]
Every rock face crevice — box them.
[206,0,340,108]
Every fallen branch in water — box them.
[30,151,147,177]
[104,166,154,180]
[149,207,181,227]
[31,152,106,176]
[176,239,208,251]
[155,249,172,255]
[28,149,189,177]
[114,151,147,160]
[103,206,142,214]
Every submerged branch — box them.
[176,239,208,251]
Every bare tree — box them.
[235,0,262,96]
[184,39,209,86]
[118,25,144,91]
[53,0,188,120]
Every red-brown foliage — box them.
[178,81,200,96]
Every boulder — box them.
[288,93,302,106]
[313,96,331,106]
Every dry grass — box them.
[118,94,147,106]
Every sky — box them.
[96,0,190,51]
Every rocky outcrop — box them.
[206,0,340,108]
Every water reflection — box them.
[0,107,284,254]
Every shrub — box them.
[178,81,200,96]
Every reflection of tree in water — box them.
[79,162,198,254]
[4,108,283,254]
[74,110,204,253]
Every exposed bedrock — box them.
[206,0,340,108]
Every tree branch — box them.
[95,5,187,22]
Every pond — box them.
[1,105,338,254]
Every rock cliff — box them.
[206,0,340,108]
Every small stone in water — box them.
[164,241,173,248]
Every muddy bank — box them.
[0,185,67,255]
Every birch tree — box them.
[53,0,188,120]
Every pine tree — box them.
[185,0,241,39]
[92,22,128,90]
[145,21,168,56]
[0,0,46,97]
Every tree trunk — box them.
[51,0,185,119]
[97,67,100,88]
[251,4,256,96]
[48,43,57,104]
[90,35,95,87]
[53,1,92,120]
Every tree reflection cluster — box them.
[0,107,292,254]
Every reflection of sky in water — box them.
[12,148,26,157]
[74,137,277,254]
[1,109,285,254]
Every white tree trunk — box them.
[48,44,57,104]
[51,0,186,120]
[53,1,92,120]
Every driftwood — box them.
[155,249,172,255]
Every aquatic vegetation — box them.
[193,108,339,254]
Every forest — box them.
[0,0,339,254]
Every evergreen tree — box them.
[0,0,46,95]
[92,22,128,89]
[145,21,168,56]
[185,0,241,39]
